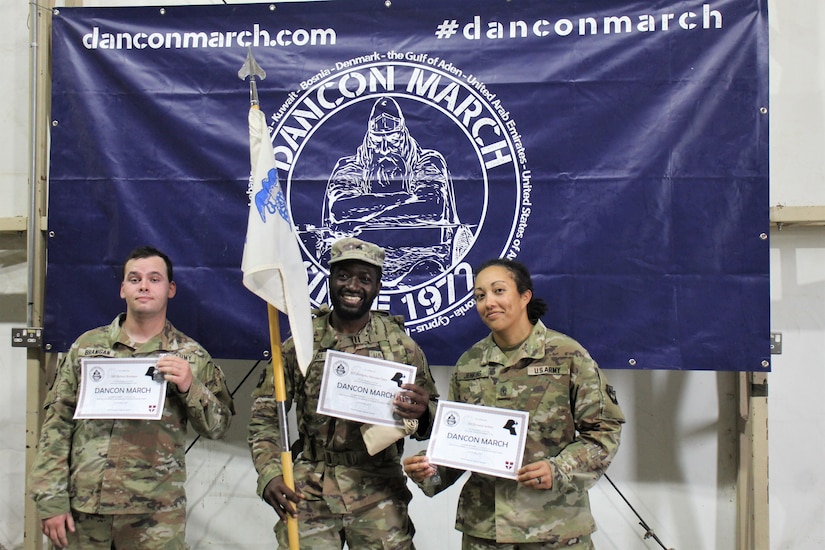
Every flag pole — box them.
[239,49,300,550]
[267,305,300,550]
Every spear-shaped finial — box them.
[238,48,266,106]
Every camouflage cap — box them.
[329,237,385,269]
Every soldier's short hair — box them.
[124,246,174,282]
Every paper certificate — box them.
[75,357,167,420]
[427,400,529,480]
[317,350,417,428]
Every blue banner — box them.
[45,0,770,370]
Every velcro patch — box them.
[527,365,561,375]
[606,384,619,405]
[79,348,116,357]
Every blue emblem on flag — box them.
[255,168,291,225]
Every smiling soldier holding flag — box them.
[239,50,312,550]
[241,49,439,550]
[248,234,440,550]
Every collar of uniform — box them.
[521,320,549,359]
[317,310,372,349]
[480,320,548,367]
[111,313,176,353]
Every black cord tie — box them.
[604,473,675,550]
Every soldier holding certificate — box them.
[404,258,625,549]
[29,246,235,549]
[248,237,439,550]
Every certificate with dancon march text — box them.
[75,357,167,420]
[427,400,529,479]
[317,350,417,428]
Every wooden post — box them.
[737,371,769,550]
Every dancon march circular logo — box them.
[267,54,533,337]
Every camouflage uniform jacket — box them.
[431,321,624,544]
[248,306,439,514]
[29,314,235,519]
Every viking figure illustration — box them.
[321,96,473,285]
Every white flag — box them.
[242,106,313,374]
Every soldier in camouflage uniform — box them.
[404,258,625,549]
[248,237,439,549]
[29,246,235,549]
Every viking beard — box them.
[368,152,407,188]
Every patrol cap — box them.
[329,237,385,269]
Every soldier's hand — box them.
[394,383,430,420]
[517,460,553,490]
[262,476,304,521]
[42,512,75,549]
[403,454,436,483]
[156,354,194,393]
